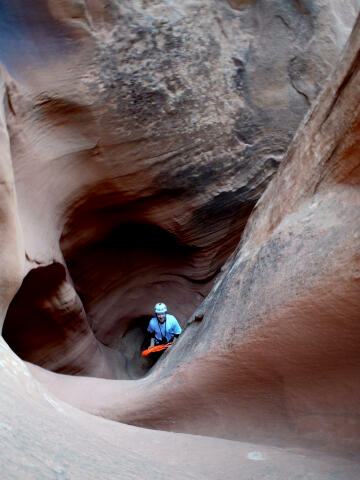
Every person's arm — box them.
[169,316,182,344]
[171,333,180,345]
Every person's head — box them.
[154,302,167,323]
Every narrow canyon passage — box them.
[1,2,360,479]
[3,193,244,379]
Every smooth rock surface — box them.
[1,0,359,378]
[3,341,360,480]
[0,2,360,479]
[28,9,360,463]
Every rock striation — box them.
[1,0,359,379]
[0,1,360,479]
[28,6,360,462]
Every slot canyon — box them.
[0,1,360,478]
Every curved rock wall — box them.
[0,2,360,478]
[2,0,359,378]
[42,13,359,455]
[2,340,360,480]
[0,75,24,326]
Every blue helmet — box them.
[154,302,167,314]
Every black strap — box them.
[157,316,167,344]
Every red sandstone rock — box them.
[0,2,360,479]
[1,0,359,379]
[28,8,360,462]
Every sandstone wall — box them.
[0,2,360,478]
[1,0,359,378]
[27,11,360,459]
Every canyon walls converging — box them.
[27,11,360,456]
[0,1,360,479]
[1,0,359,379]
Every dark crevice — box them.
[58,214,219,377]
[275,14,291,30]
[320,49,360,129]
[4,191,242,379]
[122,315,152,339]
[3,263,72,365]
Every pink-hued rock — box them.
[28,10,360,461]
[2,0,359,378]
[0,2,360,479]
[0,75,24,326]
[1,341,359,480]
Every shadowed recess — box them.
[61,222,203,346]
[2,263,76,368]
[3,220,212,379]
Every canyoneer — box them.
[146,302,182,350]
